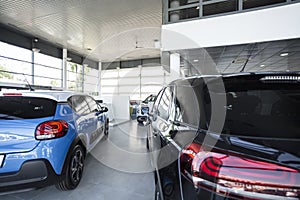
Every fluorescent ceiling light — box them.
[193,59,199,62]
[280,53,289,57]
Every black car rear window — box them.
[0,96,57,119]
[200,78,300,138]
[222,89,300,138]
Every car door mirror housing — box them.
[101,107,108,113]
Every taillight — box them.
[181,143,300,199]
[35,120,68,140]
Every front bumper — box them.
[0,159,60,193]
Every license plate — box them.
[0,155,4,167]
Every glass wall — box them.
[67,62,84,92]
[0,41,99,94]
[84,65,99,95]
[164,0,297,23]
[101,66,169,100]
[33,52,62,87]
[0,41,32,85]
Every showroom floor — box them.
[1,121,155,200]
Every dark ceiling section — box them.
[179,38,300,75]
[102,57,161,70]
[0,24,32,50]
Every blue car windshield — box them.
[0,97,57,120]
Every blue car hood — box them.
[0,117,52,154]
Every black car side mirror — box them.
[101,107,108,113]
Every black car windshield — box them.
[0,96,57,120]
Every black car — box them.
[147,72,300,200]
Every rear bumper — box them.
[0,159,60,193]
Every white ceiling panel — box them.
[0,0,162,61]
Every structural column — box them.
[97,61,102,96]
[170,53,181,81]
[62,48,68,90]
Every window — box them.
[152,89,164,113]
[222,89,300,138]
[243,0,286,10]
[0,97,57,119]
[68,95,90,115]
[157,87,173,120]
[67,62,83,92]
[174,84,200,127]
[203,0,238,16]
[86,96,98,113]
[33,52,62,87]
[0,41,32,85]
[83,66,98,95]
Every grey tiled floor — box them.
[1,120,155,200]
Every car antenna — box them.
[23,73,34,91]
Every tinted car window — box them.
[0,97,56,119]
[152,89,164,113]
[222,89,300,138]
[68,95,90,115]
[86,96,98,112]
[157,87,173,120]
[201,78,300,138]
[174,85,201,127]
[143,95,156,103]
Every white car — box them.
[136,95,156,124]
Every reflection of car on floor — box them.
[0,90,108,192]
[137,94,156,124]
[148,72,300,200]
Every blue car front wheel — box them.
[56,144,85,190]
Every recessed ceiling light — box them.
[193,59,199,62]
[32,48,40,53]
[260,64,265,68]
[280,53,289,57]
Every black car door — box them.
[154,82,201,200]
[149,87,175,169]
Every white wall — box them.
[162,3,300,51]
[101,96,130,121]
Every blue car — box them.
[0,90,108,192]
